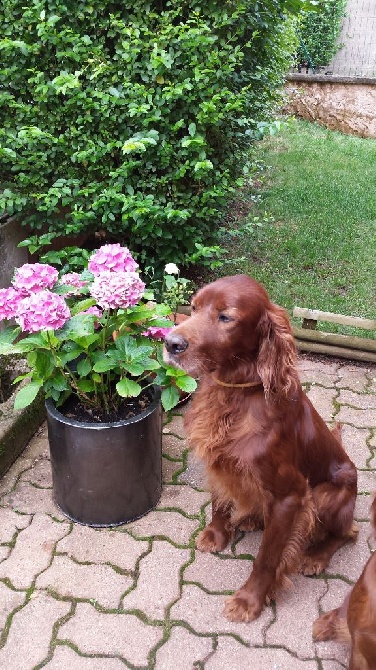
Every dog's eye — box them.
[218,313,232,323]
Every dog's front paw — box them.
[224,589,264,623]
[196,525,231,553]
[313,612,337,641]
[300,556,327,576]
[313,607,350,643]
[237,516,264,532]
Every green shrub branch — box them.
[0,0,306,268]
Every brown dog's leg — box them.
[313,592,351,643]
[196,499,233,553]
[224,491,306,622]
[302,530,358,576]
[301,463,357,575]
[350,631,376,670]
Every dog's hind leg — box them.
[301,462,357,575]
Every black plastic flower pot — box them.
[46,386,162,527]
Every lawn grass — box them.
[217,119,376,334]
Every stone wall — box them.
[285,75,376,138]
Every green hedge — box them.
[297,0,347,68]
[0,1,305,269]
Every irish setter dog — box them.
[164,275,358,623]
[313,496,376,669]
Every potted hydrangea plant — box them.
[0,244,196,526]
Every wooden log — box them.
[293,327,376,353]
[177,305,191,316]
[295,339,376,363]
[293,307,376,330]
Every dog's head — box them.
[164,274,298,398]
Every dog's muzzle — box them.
[164,332,189,356]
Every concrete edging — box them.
[0,377,46,478]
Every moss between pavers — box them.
[0,384,45,478]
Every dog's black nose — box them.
[165,332,189,355]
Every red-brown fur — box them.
[164,275,358,622]
[313,496,376,669]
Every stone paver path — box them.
[0,355,375,669]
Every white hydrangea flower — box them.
[164,263,179,275]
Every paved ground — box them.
[0,355,375,670]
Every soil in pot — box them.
[60,387,153,424]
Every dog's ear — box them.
[256,304,298,400]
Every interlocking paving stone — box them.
[122,540,190,619]
[314,638,350,666]
[234,530,264,557]
[299,371,339,388]
[0,513,68,589]
[127,509,198,546]
[36,554,132,608]
[298,358,339,375]
[326,523,371,582]
[158,484,209,515]
[44,646,126,669]
[164,414,186,437]
[354,493,373,519]
[57,524,148,571]
[0,428,50,497]
[170,584,272,644]
[154,626,213,669]
[177,451,206,488]
[356,469,376,493]
[0,358,375,668]
[0,547,9,561]
[305,386,337,422]
[341,424,372,468]
[266,575,327,658]
[19,457,52,487]
[184,551,253,592]
[337,366,372,392]
[0,581,25,632]
[321,662,348,670]
[162,457,185,483]
[206,636,319,669]
[0,592,70,670]
[319,578,350,612]
[336,405,376,428]
[337,389,376,410]
[2,481,65,518]
[58,602,162,665]
[162,432,187,459]
[0,507,31,542]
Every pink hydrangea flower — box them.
[12,263,58,295]
[90,271,145,309]
[15,291,71,333]
[59,272,88,295]
[0,287,24,321]
[80,306,103,319]
[143,326,172,339]
[88,244,138,275]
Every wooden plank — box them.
[293,307,376,331]
[295,339,376,363]
[293,327,376,353]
